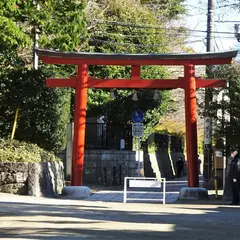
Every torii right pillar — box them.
[184,64,199,187]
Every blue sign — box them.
[132,110,144,123]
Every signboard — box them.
[216,151,223,157]
[132,110,144,123]
[204,117,212,144]
[132,123,144,137]
[129,180,161,188]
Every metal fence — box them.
[85,123,133,150]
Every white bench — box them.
[123,177,166,204]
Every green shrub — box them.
[0,138,61,163]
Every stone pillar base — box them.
[179,187,208,200]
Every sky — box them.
[183,0,240,53]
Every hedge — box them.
[0,138,61,163]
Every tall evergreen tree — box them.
[209,63,240,154]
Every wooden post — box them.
[71,64,88,186]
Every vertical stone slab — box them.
[28,163,41,197]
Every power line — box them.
[91,31,188,38]
[214,36,221,51]
[89,20,238,35]
[184,1,237,10]
[213,3,238,9]
[214,23,226,50]
[215,20,240,23]
[89,38,204,48]
[91,30,237,39]
[89,20,176,30]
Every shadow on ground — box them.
[0,197,240,240]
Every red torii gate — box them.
[36,49,238,188]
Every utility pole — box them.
[203,0,214,181]
[33,1,40,70]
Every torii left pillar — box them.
[71,64,88,186]
[184,65,199,187]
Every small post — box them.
[11,107,19,141]
[137,137,141,177]
[123,177,127,203]
[66,122,73,177]
[223,154,226,190]
[213,148,218,198]
[33,2,40,70]
[163,178,166,204]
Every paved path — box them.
[86,181,183,203]
[85,176,204,203]
[0,176,230,240]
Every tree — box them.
[85,0,187,136]
[0,0,87,152]
[1,0,187,151]
[0,68,72,152]
[140,0,185,19]
[0,0,31,71]
[209,63,240,155]
[0,0,87,65]
[221,0,240,9]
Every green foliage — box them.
[0,0,87,53]
[0,138,61,163]
[88,0,175,53]
[1,0,187,152]
[0,1,87,152]
[0,1,31,70]
[140,0,185,19]
[147,142,157,153]
[0,0,31,47]
[23,0,88,51]
[86,0,186,137]
[0,16,30,51]
[0,68,71,152]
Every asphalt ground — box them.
[0,190,239,240]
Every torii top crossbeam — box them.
[38,49,237,65]
[36,48,238,188]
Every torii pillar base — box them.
[179,187,208,200]
[62,186,91,198]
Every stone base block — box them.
[179,187,208,200]
[62,186,91,198]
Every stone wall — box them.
[83,150,144,185]
[82,150,182,184]
[0,162,65,197]
[144,152,184,180]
